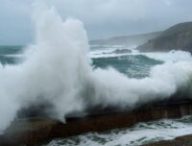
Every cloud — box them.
[0,0,32,45]
[50,0,192,39]
[0,0,192,44]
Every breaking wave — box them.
[0,3,192,133]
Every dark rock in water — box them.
[101,49,131,55]
[137,22,192,52]
[1,98,192,146]
[113,49,131,54]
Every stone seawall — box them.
[1,99,192,146]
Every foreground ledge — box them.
[1,98,192,146]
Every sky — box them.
[1,0,192,45]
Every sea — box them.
[1,45,192,146]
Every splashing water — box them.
[0,3,192,133]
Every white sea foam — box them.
[90,48,192,63]
[143,50,192,62]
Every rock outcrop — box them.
[137,22,192,52]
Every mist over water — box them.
[0,3,192,134]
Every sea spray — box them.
[19,5,92,121]
[0,3,192,133]
[89,61,192,108]
[0,4,91,131]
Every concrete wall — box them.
[1,99,192,146]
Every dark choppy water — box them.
[92,55,162,78]
[0,45,23,65]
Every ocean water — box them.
[1,45,192,146]
[0,45,163,78]
[0,45,23,65]
[92,55,162,78]
[45,115,192,146]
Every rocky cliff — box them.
[137,22,192,52]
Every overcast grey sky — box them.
[1,0,192,45]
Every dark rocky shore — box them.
[1,98,192,146]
